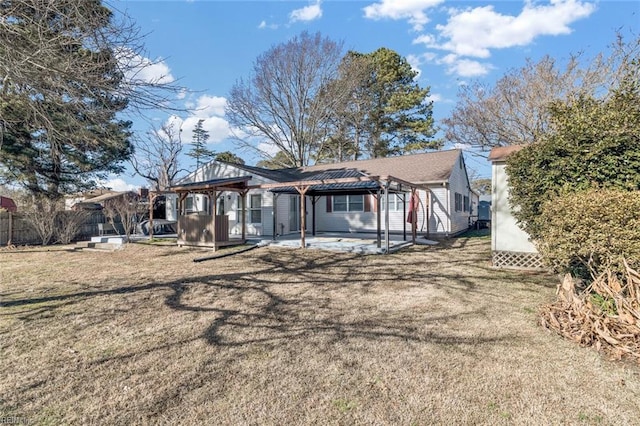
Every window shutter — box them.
[326,196,332,213]
[364,194,372,212]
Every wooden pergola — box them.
[253,173,428,253]
[170,176,252,250]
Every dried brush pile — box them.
[540,260,640,362]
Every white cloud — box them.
[100,177,139,192]
[453,142,473,151]
[192,95,227,118]
[434,0,596,58]
[258,20,279,30]
[169,114,231,145]
[363,0,444,31]
[117,48,175,85]
[439,54,492,77]
[289,1,323,23]
[257,141,281,157]
[425,93,442,102]
[412,33,437,47]
[406,54,423,78]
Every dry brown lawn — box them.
[1,236,638,425]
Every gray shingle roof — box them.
[300,149,462,184]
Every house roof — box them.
[88,191,137,203]
[299,149,462,184]
[170,176,252,193]
[217,161,301,183]
[488,145,525,162]
[270,169,383,195]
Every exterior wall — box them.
[313,189,446,236]
[447,154,475,235]
[428,186,449,234]
[491,162,537,253]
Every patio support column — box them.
[384,181,390,254]
[311,196,317,236]
[240,190,248,242]
[402,192,407,241]
[426,190,431,237]
[296,186,309,248]
[149,192,157,240]
[272,192,278,241]
[211,190,217,250]
[376,189,382,248]
[411,188,417,244]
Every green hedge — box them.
[537,188,640,277]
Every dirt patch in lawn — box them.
[1,238,638,425]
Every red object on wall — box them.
[406,192,419,223]
[0,196,17,212]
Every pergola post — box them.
[240,191,247,241]
[272,193,278,241]
[148,192,155,240]
[384,182,390,254]
[211,190,217,249]
[311,196,317,236]
[296,186,309,248]
[402,192,407,241]
[411,188,417,243]
[376,189,382,248]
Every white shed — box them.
[488,146,544,269]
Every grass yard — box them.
[1,236,638,425]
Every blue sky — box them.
[108,0,639,190]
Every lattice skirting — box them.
[492,250,545,269]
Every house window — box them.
[463,195,470,212]
[332,195,364,212]
[381,195,409,211]
[249,194,262,224]
[185,195,194,212]
[454,192,463,212]
[202,195,209,214]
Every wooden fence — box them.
[0,211,117,246]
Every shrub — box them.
[537,188,640,277]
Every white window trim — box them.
[332,194,364,212]
[249,194,262,224]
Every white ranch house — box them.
[166,149,478,246]
[488,146,544,269]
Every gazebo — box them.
[254,169,425,252]
[170,176,252,249]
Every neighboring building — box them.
[168,149,477,239]
[65,189,119,210]
[0,195,17,212]
[488,146,543,269]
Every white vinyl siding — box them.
[381,194,408,211]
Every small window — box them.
[463,195,469,212]
[455,193,463,212]
[185,195,194,212]
[333,195,348,212]
[249,194,262,224]
[332,195,364,212]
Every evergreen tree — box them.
[187,119,216,169]
[0,0,134,199]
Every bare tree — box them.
[131,121,185,191]
[103,193,145,242]
[444,33,640,149]
[226,32,349,167]
[0,0,184,198]
[18,195,59,245]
